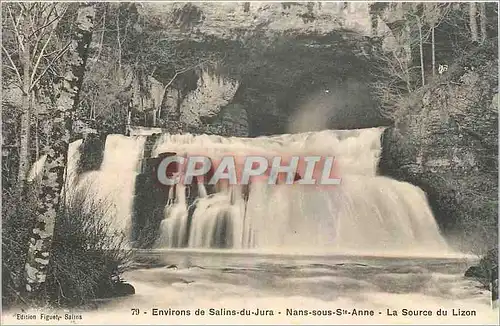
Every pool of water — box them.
[2,249,498,325]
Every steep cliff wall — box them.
[138,2,376,40]
[126,2,393,135]
[379,45,498,252]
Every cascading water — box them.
[67,135,147,237]
[58,127,450,255]
[145,127,449,254]
[155,183,189,247]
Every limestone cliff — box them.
[126,2,396,136]
[379,45,498,252]
[138,2,377,40]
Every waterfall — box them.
[70,135,147,238]
[155,184,189,247]
[56,127,449,255]
[146,127,449,254]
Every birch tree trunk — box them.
[23,4,95,297]
[16,21,32,195]
[479,2,487,43]
[402,22,412,73]
[416,16,425,86]
[469,3,478,43]
[431,26,436,77]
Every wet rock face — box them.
[131,135,169,247]
[209,103,249,137]
[77,133,105,174]
[379,50,498,252]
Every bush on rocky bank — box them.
[2,184,134,309]
[379,42,498,254]
[464,248,498,305]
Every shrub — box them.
[2,183,132,309]
[2,187,38,308]
[465,248,498,290]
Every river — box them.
[4,249,497,325]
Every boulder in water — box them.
[112,282,136,297]
[96,281,135,299]
[465,248,498,276]
[464,248,498,299]
[464,265,484,278]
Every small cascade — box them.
[156,184,189,247]
[70,135,147,237]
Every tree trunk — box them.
[116,7,122,70]
[401,21,412,67]
[431,26,436,77]
[416,16,425,86]
[243,2,250,13]
[126,108,132,136]
[17,31,31,195]
[369,4,378,36]
[469,3,478,43]
[34,96,39,160]
[479,2,487,42]
[23,4,95,298]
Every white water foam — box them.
[3,260,498,326]
[29,128,452,256]
[70,135,147,238]
[145,128,451,255]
